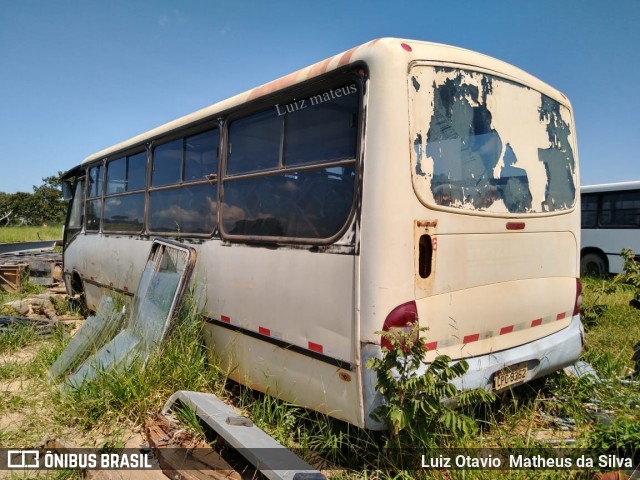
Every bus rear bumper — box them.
[361,314,584,430]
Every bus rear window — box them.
[410,67,577,214]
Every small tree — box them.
[366,323,495,444]
[0,172,67,226]
[31,172,67,225]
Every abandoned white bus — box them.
[61,38,583,429]
[581,181,640,275]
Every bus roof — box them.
[81,37,571,165]
[581,181,640,193]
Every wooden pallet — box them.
[0,263,26,292]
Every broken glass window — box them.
[56,240,195,388]
[410,67,576,214]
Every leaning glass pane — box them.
[149,184,217,234]
[103,193,144,232]
[184,129,219,182]
[227,109,281,175]
[222,165,355,239]
[284,83,359,166]
[152,138,183,187]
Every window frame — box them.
[581,189,640,229]
[101,150,148,234]
[84,162,104,232]
[77,66,365,246]
[147,124,221,237]
[220,72,364,245]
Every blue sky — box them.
[0,0,638,193]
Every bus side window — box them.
[86,165,103,232]
[227,110,281,175]
[581,194,598,228]
[67,179,85,229]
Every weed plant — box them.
[55,290,226,429]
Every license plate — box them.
[494,365,528,390]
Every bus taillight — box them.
[574,278,583,316]
[381,301,418,350]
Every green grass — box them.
[1,273,639,478]
[581,277,640,377]
[53,292,227,430]
[0,224,63,243]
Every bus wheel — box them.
[580,253,607,277]
[69,273,89,313]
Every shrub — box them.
[366,323,495,445]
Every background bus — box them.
[581,181,640,276]
[62,38,583,429]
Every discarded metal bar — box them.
[163,391,326,480]
[0,240,57,255]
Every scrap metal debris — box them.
[0,315,58,337]
[563,360,601,383]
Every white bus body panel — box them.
[581,181,640,274]
[64,39,582,429]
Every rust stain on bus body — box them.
[245,41,377,103]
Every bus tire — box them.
[580,253,607,277]
[69,272,89,312]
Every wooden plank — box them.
[144,415,241,480]
[87,469,168,480]
[40,437,168,480]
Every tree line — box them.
[0,172,67,226]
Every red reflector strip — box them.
[400,42,412,52]
[258,326,271,336]
[308,341,323,353]
[422,310,574,350]
[221,315,231,323]
[506,222,525,230]
[500,325,514,335]
[463,333,480,344]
